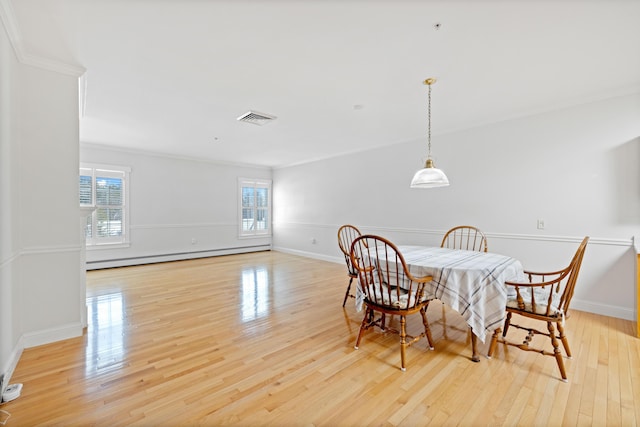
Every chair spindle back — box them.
[441,225,488,252]
[350,235,430,311]
[338,225,362,277]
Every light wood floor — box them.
[2,251,639,426]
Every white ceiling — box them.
[9,0,640,168]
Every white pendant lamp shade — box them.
[410,78,449,189]
[410,159,449,188]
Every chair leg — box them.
[557,320,572,358]
[502,312,512,337]
[487,327,501,358]
[400,315,407,371]
[342,277,354,307]
[548,321,568,382]
[420,306,434,350]
[354,308,370,350]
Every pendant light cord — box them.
[427,82,432,159]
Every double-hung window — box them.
[239,178,271,237]
[80,164,131,247]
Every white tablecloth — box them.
[357,245,525,343]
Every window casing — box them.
[238,178,271,237]
[80,164,131,247]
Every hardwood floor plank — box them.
[563,310,590,425]
[1,251,638,426]
[579,312,603,420]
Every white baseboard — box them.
[571,299,635,321]
[87,245,271,270]
[1,324,82,395]
[21,322,83,349]
[272,246,341,264]
[1,338,23,396]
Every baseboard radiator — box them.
[86,245,272,270]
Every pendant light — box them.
[410,78,449,188]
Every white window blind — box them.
[238,178,271,237]
[80,164,131,247]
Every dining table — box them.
[356,245,526,362]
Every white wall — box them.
[0,17,83,390]
[17,65,82,341]
[273,93,640,321]
[0,14,20,392]
[80,145,272,268]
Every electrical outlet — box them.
[537,219,545,230]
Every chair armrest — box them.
[504,280,550,288]
[506,269,567,288]
[522,268,568,277]
[504,272,564,312]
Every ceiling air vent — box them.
[237,110,277,126]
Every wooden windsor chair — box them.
[487,236,589,382]
[350,234,435,371]
[337,224,362,307]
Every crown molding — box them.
[0,0,21,50]
[0,0,85,77]
[19,50,86,77]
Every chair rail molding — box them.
[20,244,83,256]
[131,222,236,230]
[276,222,634,248]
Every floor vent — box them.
[237,110,277,126]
